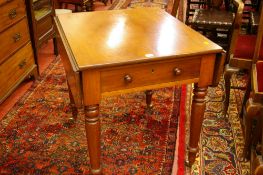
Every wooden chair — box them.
[114,0,181,18]
[186,0,244,51]
[243,61,263,161]
[250,106,263,175]
[223,3,263,116]
[239,5,263,161]
[53,0,93,12]
[242,61,263,175]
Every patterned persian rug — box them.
[183,74,251,175]
[109,0,175,15]
[0,57,182,174]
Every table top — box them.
[56,8,222,71]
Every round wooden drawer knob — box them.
[173,68,181,75]
[13,33,21,42]
[124,74,133,83]
[9,9,17,19]
[18,59,27,69]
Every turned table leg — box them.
[187,83,208,166]
[145,90,153,109]
[84,105,102,174]
[53,37,58,56]
[82,70,101,174]
[68,87,78,122]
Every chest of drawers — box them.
[0,0,37,103]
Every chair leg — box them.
[240,76,251,118]
[251,146,263,175]
[145,90,153,109]
[253,116,262,150]
[53,37,58,56]
[224,65,240,115]
[224,70,232,115]
[243,98,262,161]
[68,85,78,122]
[251,109,263,175]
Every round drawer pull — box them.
[13,33,21,42]
[173,67,182,75]
[18,59,27,69]
[9,9,17,19]
[124,74,133,83]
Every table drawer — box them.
[0,42,35,99]
[0,17,30,64]
[0,0,26,32]
[100,57,201,92]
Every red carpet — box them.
[0,52,186,174]
[0,2,251,174]
[177,85,186,175]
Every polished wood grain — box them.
[251,147,263,175]
[0,0,37,104]
[56,8,222,71]
[55,22,82,107]
[102,78,199,97]
[100,57,201,92]
[55,8,224,174]
[0,43,36,103]
[223,0,252,116]
[67,81,78,122]
[242,63,263,165]
[235,7,263,166]
[212,52,226,86]
[82,70,101,174]
[187,54,216,165]
[84,105,101,175]
[0,18,30,65]
[0,0,26,33]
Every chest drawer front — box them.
[36,15,53,38]
[0,0,26,32]
[0,17,30,64]
[0,42,35,98]
[100,57,201,93]
[35,15,54,47]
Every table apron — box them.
[100,56,202,93]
